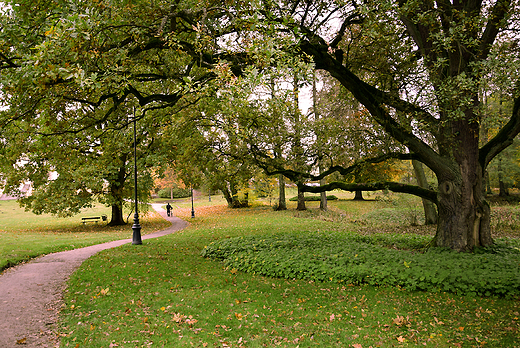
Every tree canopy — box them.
[1,0,520,250]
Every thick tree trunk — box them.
[107,156,128,226]
[436,178,492,251]
[276,174,287,211]
[109,203,126,226]
[412,160,437,225]
[353,190,364,201]
[435,119,493,251]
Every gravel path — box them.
[0,204,188,347]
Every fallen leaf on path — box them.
[16,337,27,345]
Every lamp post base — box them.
[191,187,195,218]
[132,213,142,245]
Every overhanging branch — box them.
[300,181,438,204]
[480,94,520,168]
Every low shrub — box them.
[202,234,520,297]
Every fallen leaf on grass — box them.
[434,317,444,325]
[397,336,406,343]
[173,313,186,323]
[351,344,363,348]
[393,315,405,326]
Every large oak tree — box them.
[244,0,520,251]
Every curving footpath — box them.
[0,204,188,347]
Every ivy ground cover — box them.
[59,201,520,347]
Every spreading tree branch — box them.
[300,181,438,204]
[480,94,520,168]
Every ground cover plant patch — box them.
[0,200,170,271]
[59,202,520,347]
[202,234,520,297]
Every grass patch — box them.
[0,200,170,272]
[59,203,520,347]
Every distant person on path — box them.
[166,203,172,217]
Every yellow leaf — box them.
[16,337,27,345]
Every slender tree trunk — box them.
[498,157,509,197]
[277,174,287,210]
[499,180,509,197]
[313,72,327,211]
[222,181,248,208]
[297,184,306,211]
[412,160,437,225]
[293,73,306,212]
[222,187,234,208]
[320,177,328,211]
[484,170,492,195]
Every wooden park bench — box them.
[81,215,108,224]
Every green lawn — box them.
[0,200,170,271]
[58,195,520,347]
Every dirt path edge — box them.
[0,204,188,347]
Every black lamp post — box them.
[191,187,195,218]
[132,108,142,245]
